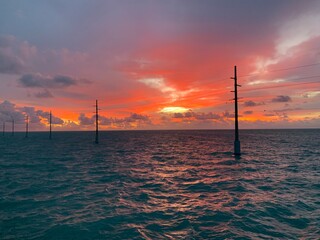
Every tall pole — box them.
[232,65,241,156]
[25,115,29,138]
[2,122,5,136]
[12,119,14,136]
[49,111,52,139]
[95,100,99,144]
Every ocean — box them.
[0,129,319,239]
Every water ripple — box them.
[0,129,319,239]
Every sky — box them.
[0,0,319,131]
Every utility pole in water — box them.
[231,65,241,156]
[11,119,14,136]
[25,115,29,138]
[95,100,99,144]
[49,111,52,139]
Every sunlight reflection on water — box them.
[0,129,319,239]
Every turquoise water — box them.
[0,129,319,239]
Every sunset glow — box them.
[0,0,319,130]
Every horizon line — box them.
[2,127,319,133]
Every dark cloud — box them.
[222,111,234,119]
[0,100,15,112]
[0,100,63,126]
[0,49,25,74]
[172,111,222,121]
[19,74,42,87]
[78,112,151,128]
[264,113,276,117]
[78,113,94,125]
[0,35,90,79]
[51,116,64,125]
[195,112,221,120]
[244,100,257,107]
[18,73,77,89]
[0,100,25,123]
[18,73,90,98]
[272,95,292,103]
[50,75,77,88]
[173,112,184,118]
[20,106,42,124]
[20,106,64,125]
[36,110,64,124]
[243,111,253,115]
[126,113,150,122]
[34,89,53,98]
[99,116,113,125]
[107,113,152,127]
[243,100,264,107]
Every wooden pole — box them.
[25,115,29,138]
[12,119,14,136]
[49,111,52,139]
[232,65,241,156]
[95,100,99,144]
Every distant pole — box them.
[25,115,29,138]
[232,65,241,156]
[12,119,14,136]
[95,100,99,144]
[2,122,5,136]
[49,111,52,139]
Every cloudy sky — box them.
[0,0,319,131]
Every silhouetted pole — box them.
[49,111,52,139]
[25,115,29,138]
[12,119,14,136]
[2,122,5,136]
[231,65,241,156]
[95,100,99,144]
